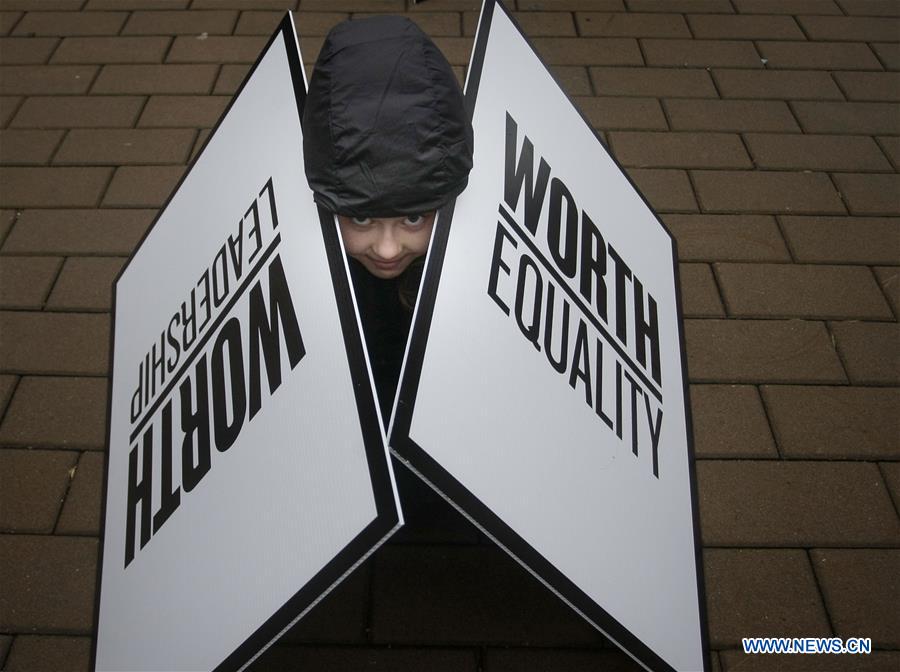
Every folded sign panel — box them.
[392,2,708,670]
[95,18,400,672]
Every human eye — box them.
[403,214,425,226]
[351,216,372,226]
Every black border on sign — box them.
[92,14,400,672]
[391,1,710,671]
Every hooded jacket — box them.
[302,16,474,217]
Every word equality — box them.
[488,112,664,478]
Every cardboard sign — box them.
[391,2,708,670]
[94,17,401,672]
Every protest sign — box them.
[94,16,401,672]
[391,2,708,670]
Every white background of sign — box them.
[404,4,704,670]
[97,25,399,672]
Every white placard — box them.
[392,3,707,670]
[95,17,400,672]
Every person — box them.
[302,15,474,424]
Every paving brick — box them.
[2,209,154,256]
[628,0,731,10]
[0,256,61,309]
[56,451,103,536]
[277,567,368,644]
[833,173,900,216]
[732,0,842,13]
[0,167,111,208]
[837,0,900,15]
[102,165,185,207]
[693,170,845,215]
[877,136,900,170]
[610,132,751,169]
[269,11,347,37]
[0,209,15,246]
[0,36,59,64]
[92,64,218,94]
[834,72,900,102]
[780,216,900,265]
[689,384,778,458]
[0,449,76,533]
[704,548,830,648]
[680,263,725,317]
[576,12,689,37]
[716,263,893,319]
[0,312,109,376]
[464,11,573,37]
[191,127,211,160]
[371,546,603,645]
[189,0,298,7]
[591,67,717,97]
[484,649,642,672]
[791,101,900,135]
[0,535,97,633]
[713,70,844,100]
[136,95,228,129]
[697,460,900,545]
[872,266,899,316]
[625,168,698,212]
[0,375,16,417]
[213,63,249,95]
[684,319,846,383]
[529,37,641,66]
[519,0,624,9]
[52,36,170,64]
[123,9,238,35]
[746,133,890,173]
[798,15,900,42]
[871,42,900,70]
[87,0,190,7]
[720,650,900,672]
[250,646,479,672]
[0,65,96,95]
[0,13,23,36]
[46,257,124,312]
[4,636,92,672]
[573,97,666,131]
[688,14,805,39]
[642,39,763,69]
[544,66,589,96]
[10,95,143,129]
[2,0,85,7]
[54,128,195,165]
[0,376,107,450]
[12,11,127,37]
[295,0,400,10]
[811,549,900,648]
[762,385,900,460]
[830,320,900,385]
[665,100,799,133]
[663,214,791,262]
[0,636,10,668]
[757,41,882,71]
[0,129,65,165]
[166,35,267,63]
[882,461,900,511]
[0,96,22,127]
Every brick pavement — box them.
[0,0,898,670]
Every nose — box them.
[372,222,402,260]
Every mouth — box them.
[369,257,404,272]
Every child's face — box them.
[337,212,435,279]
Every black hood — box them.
[302,16,474,217]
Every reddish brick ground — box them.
[1,1,898,671]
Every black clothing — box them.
[302,16,473,218]
[347,257,413,424]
